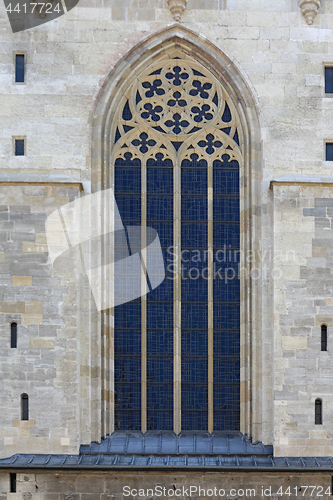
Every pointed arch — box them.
[89,25,265,443]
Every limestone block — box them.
[12,276,32,286]
[29,338,54,349]
[281,337,308,350]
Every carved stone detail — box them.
[112,54,243,164]
[298,0,320,25]
[167,0,188,22]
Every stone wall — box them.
[0,184,83,457]
[0,470,333,500]
[273,181,333,456]
[1,0,333,456]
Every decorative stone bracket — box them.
[167,0,188,22]
[298,0,321,25]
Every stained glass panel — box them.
[113,56,241,433]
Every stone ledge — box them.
[270,175,333,189]
[0,174,91,193]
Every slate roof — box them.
[0,433,331,470]
[79,431,273,456]
[0,454,333,470]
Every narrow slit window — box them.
[321,324,327,351]
[325,67,333,94]
[315,399,322,425]
[11,322,17,348]
[21,394,29,421]
[10,473,16,493]
[15,139,24,156]
[15,54,24,83]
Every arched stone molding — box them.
[89,25,267,443]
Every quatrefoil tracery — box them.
[112,56,243,165]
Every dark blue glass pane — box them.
[115,411,141,430]
[326,143,333,161]
[181,254,209,279]
[181,197,207,221]
[213,304,240,330]
[114,330,141,355]
[15,140,24,156]
[161,248,176,268]
[182,330,208,356]
[213,277,240,302]
[147,411,173,430]
[181,223,207,248]
[15,54,24,83]
[147,303,173,329]
[182,411,208,431]
[149,222,173,248]
[147,154,173,168]
[147,278,173,302]
[213,358,240,383]
[147,169,173,194]
[213,223,239,248]
[115,168,141,193]
[213,251,239,277]
[181,304,208,329]
[213,170,239,195]
[182,358,208,383]
[213,247,240,265]
[148,358,173,383]
[214,385,240,411]
[114,302,141,328]
[115,195,141,221]
[115,357,141,382]
[182,385,207,410]
[147,383,173,410]
[214,411,240,431]
[213,157,239,169]
[181,155,208,168]
[181,277,208,302]
[214,331,240,356]
[115,384,141,409]
[147,196,173,220]
[115,154,141,167]
[325,67,333,93]
[213,197,239,222]
[147,384,173,409]
[181,169,207,194]
[147,330,173,355]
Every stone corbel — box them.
[298,0,321,25]
[167,0,188,22]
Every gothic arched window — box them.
[113,53,243,433]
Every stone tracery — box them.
[112,57,243,165]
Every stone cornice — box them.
[270,175,333,189]
[0,174,91,192]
